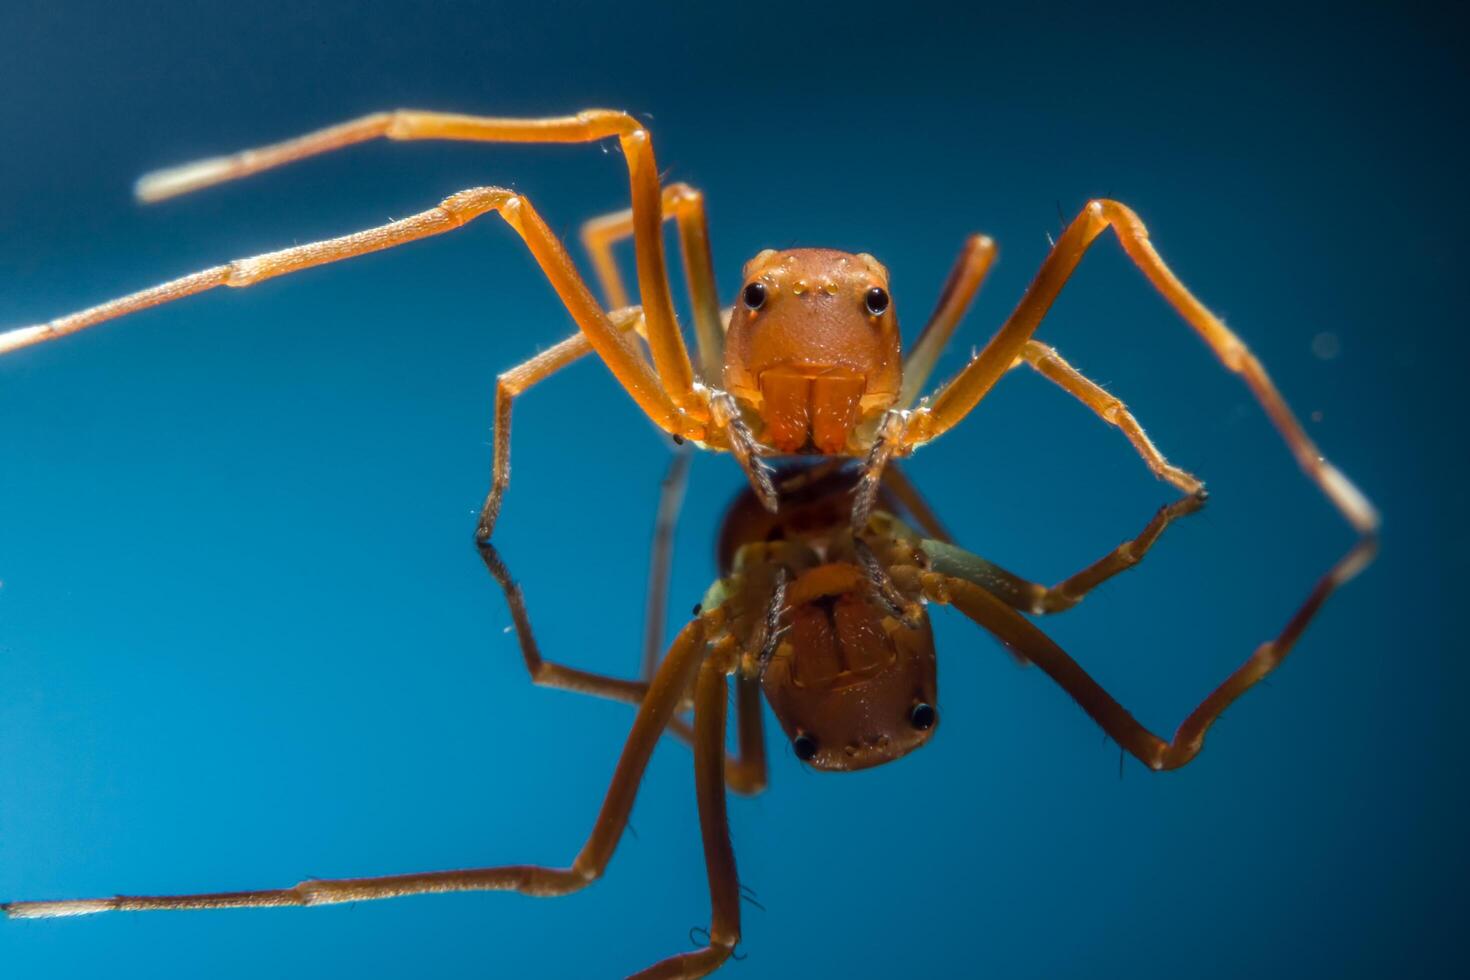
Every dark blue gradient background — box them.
[1,2,1462,977]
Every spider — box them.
[1,107,1380,976]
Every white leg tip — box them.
[135,156,235,203]
[5,898,114,919]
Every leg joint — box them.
[576,109,643,139]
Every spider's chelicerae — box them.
[1,108,1378,979]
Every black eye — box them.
[909,702,937,731]
[743,281,768,310]
[793,733,818,761]
[865,286,890,316]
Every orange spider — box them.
[0,107,1379,976]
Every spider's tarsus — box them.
[134,156,235,203]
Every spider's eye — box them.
[865,286,890,316]
[909,702,937,731]
[793,733,819,761]
[743,281,768,310]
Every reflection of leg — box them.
[727,675,769,795]
[479,541,649,704]
[879,461,953,543]
[641,448,693,681]
[923,530,1376,769]
[633,661,743,978]
[918,493,1205,615]
[4,617,716,918]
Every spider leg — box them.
[479,538,654,705]
[898,233,999,409]
[132,109,702,414]
[476,307,645,542]
[904,199,1376,543]
[0,187,698,443]
[726,675,768,795]
[641,452,769,796]
[1007,340,1204,496]
[582,183,724,383]
[907,492,1205,617]
[2,615,716,919]
[632,660,741,979]
[642,447,694,682]
[487,474,769,796]
[849,234,997,530]
[918,530,1376,769]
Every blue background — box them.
[1,2,1462,977]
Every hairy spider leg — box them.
[576,182,777,509]
[0,186,698,445]
[855,229,1205,530]
[903,200,1377,545]
[896,232,1201,495]
[1006,340,1204,495]
[477,306,647,541]
[130,109,701,413]
[582,182,725,383]
[474,182,744,543]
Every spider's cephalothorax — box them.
[722,248,902,455]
